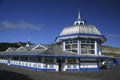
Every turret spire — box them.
[73,9,85,26]
[78,9,81,20]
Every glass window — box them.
[0,56,7,59]
[20,56,28,61]
[68,58,76,64]
[63,38,95,54]
[65,45,71,49]
[65,39,78,53]
[44,58,54,63]
[72,44,77,48]
[71,50,77,53]
[28,57,35,62]
[80,58,97,62]
[38,57,42,62]
[81,39,95,54]
[12,56,19,60]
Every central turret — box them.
[56,11,106,55]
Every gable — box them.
[6,47,14,52]
[16,46,27,51]
[31,44,47,51]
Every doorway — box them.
[57,58,65,71]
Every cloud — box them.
[0,20,41,30]
[17,22,40,30]
[107,34,120,38]
[1,21,16,29]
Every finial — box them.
[26,37,31,47]
[27,37,30,42]
[78,9,81,20]
[73,9,85,26]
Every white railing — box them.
[0,59,8,64]
[66,64,79,70]
[10,60,19,65]
[80,63,98,68]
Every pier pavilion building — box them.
[0,12,116,71]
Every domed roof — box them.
[56,11,106,43]
[60,11,101,36]
[60,25,101,36]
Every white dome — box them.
[56,11,106,43]
[60,25,101,36]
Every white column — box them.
[78,39,81,54]
[95,41,97,55]
[77,40,80,54]
[63,41,65,51]
[99,44,102,55]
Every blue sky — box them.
[0,0,120,47]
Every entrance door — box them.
[57,58,65,71]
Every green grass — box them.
[103,53,120,57]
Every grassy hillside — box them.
[102,45,120,57]
[0,42,26,52]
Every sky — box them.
[0,0,120,47]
